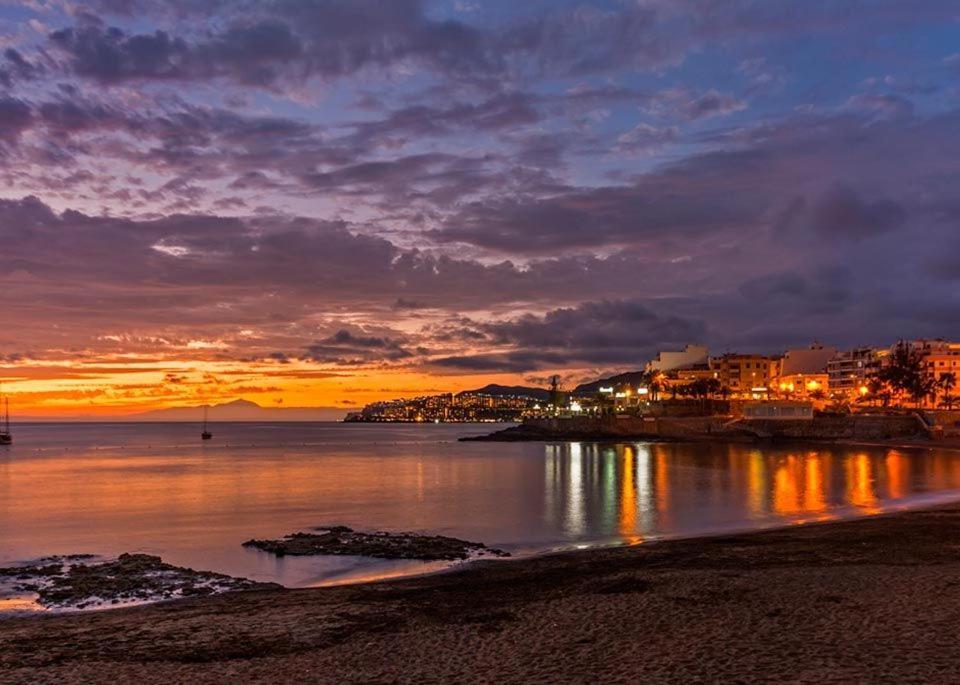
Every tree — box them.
[865,375,892,408]
[940,372,957,409]
[649,378,662,402]
[871,340,934,408]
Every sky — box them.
[1,0,959,416]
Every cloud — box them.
[0,96,33,139]
[846,92,914,120]
[432,299,706,372]
[42,0,958,92]
[302,329,413,365]
[613,123,678,156]
[779,184,907,241]
[434,174,757,253]
[737,267,851,315]
[1,48,44,86]
[645,88,746,121]
[47,0,489,88]
[0,196,705,361]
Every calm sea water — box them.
[3,422,960,601]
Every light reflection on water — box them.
[2,422,960,603]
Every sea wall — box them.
[736,414,924,440]
[518,414,925,441]
[925,411,960,436]
[523,416,731,439]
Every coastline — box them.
[8,504,960,681]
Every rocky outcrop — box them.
[243,526,510,561]
[0,554,280,611]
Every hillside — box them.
[573,371,647,395]
[463,384,552,401]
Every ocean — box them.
[3,422,960,611]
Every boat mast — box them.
[203,405,208,432]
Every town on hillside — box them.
[345,339,960,423]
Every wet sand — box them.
[6,506,960,683]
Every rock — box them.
[243,527,511,561]
[0,553,282,610]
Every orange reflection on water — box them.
[804,453,827,513]
[770,452,829,518]
[772,455,801,515]
[885,450,908,500]
[618,445,641,544]
[747,450,766,516]
[654,446,671,526]
[846,452,879,513]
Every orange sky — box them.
[0,357,547,418]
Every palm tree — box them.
[873,340,935,408]
[940,372,957,409]
[866,376,891,407]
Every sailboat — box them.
[201,405,212,441]
[0,396,12,445]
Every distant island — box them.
[126,399,348,423]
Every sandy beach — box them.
[5,505,960,683]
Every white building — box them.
[778,342,838,377]
[646,344,709,373]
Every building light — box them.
[751,387,768,393]
[636,387,649,395]
[570,401,582,412]
[859,385,869,396]
[599,386,614,394]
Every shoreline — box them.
[8,503,960,681]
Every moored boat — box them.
[201,405,212,441]
[0,396,12,445]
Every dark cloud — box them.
[49,26,192,83]
[432,300,706,372]
[303,329,413,365]
[0,196,674,357]
[393,298,426,310]
[780,185,907,241]
[0,97,33,139]
[48,0,488,88]
[431,350,571,373]
[738,267,851,315]
[433,105,958,254]
[1,49,44,86]
[44,0,958,91]
[434,178,755,253]
[348,92,542,143]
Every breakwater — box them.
[464,414,927,442]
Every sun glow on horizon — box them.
[0,356,560,417]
